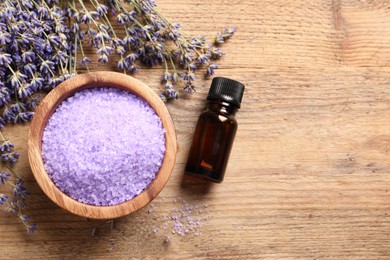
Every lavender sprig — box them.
[0,133,36,234]
[0,0,74,234]
[0,0,235,233]
[67,0,235,100]
[0,0,235,121]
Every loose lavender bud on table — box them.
[42,88,166,206]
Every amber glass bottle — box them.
[185,77,245,183]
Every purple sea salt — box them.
[147,197,209,238]
[42,87,166,206]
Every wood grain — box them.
[1,0,390,259]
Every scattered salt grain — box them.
[106,220,115,230]
[91,227,96,237]
[148,197,209,238]
[42,87,166,206]
[108,238,116,252]
[147,203,154,214]
[164,235,171,243]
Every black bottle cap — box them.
[207,77,245,108]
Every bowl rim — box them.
[28,71,177,219]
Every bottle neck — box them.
[207,99,238,116]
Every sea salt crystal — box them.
[147,197,209,238]
[42,87,166,206]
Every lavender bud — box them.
[0,194,8,204]
[0,172,11,184]
[80,57,92,67]
[206,64,218,75]
[0,53,12,66]
[96,4,109,15]
[172,72,179,83]
[98,54,109,63]
[162,72,171,81]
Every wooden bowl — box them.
[28,72,177,219]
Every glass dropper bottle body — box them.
[185,77,245,183]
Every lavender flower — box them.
[0,32,11,45]
[12,177,29,199]
[162,72,171,81]
[0,53,12,66]
[0,0,235,234]
[27,223,37,235]
[13,112,34,124]
[0,86,7,104]
[64,0,235,100]
[80,57,92,67]
[0,172,10,184]
[26,95,41,110]
[184,82,195,94]
[0,134,35,234]
[215,27,236,45]
[0,194,8,205]
[96,4,109,15]
[210,47,224,59]
[21,52,36,63]
[1,151,20,165]
[206,64,218,75]
[39,60,55,74]
[0,141,14,153]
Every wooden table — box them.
[2,0,390,258]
